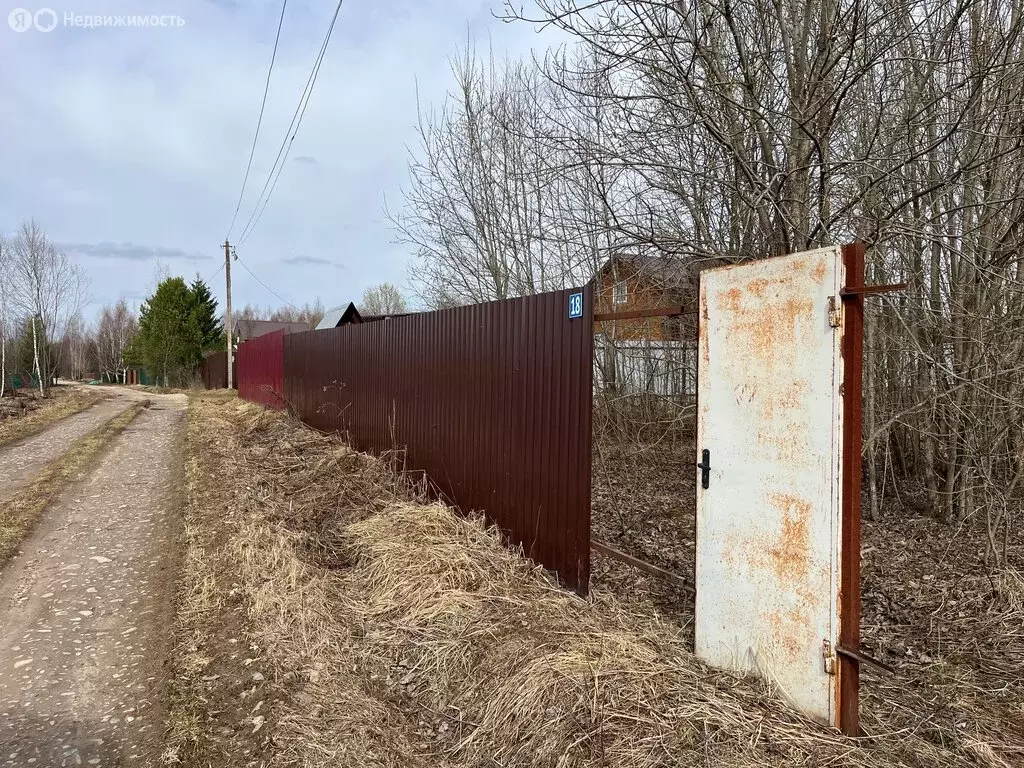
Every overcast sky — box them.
[0,0,556,320]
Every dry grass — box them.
[163,395,234,764]
[126,384,198,396]
[168,397,1023,768]
[0,387,105,447]
[0,401,145,566]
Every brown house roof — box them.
[596,253,734,297]
[600,254,687,288]
[233,319,310,341]
[596,254,694,304]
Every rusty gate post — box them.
[839,242,865,736]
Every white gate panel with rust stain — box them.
[695,247,844,726]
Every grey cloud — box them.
[281,255,342,268]
[62,242,211,263]
[3,1,551,323]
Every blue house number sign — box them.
[568,292,584,319]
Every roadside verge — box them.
[167,396,982,768]
[0,387,105,447]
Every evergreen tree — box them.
[17,317,37,375]
[134,277,203,386]
[188,277,223,351]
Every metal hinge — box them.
[827,296,842,328]
[822,639,837,675]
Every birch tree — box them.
[7,220,87,393]
[0,237,10,398]
[95,301,138,383]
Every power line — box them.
[236,253,299,309]
[225,0,289,242]
[236,0,345,245]
[237,0,343,244]
[202,260,226,286]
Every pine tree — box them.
[188,277,223,351]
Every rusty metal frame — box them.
[836,643,896,675]
[592,540,695,593]
[840,283,906,298]
[593,306,697,322]
[839,242,865,736]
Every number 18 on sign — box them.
[568,292,584,319]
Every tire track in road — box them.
[0,395,130,506]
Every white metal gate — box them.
[695,247,845,726]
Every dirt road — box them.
[0,387,187,766]
[0,395,129,505]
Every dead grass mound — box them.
[332,503,815,767]
[173,397,1015,767]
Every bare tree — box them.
[0,237,9,398]
[95,300,138,383]
[269,300,325,328]
[7,220,88,393]
[392,0,1024,563]
[392,48,613,308]
[235,300,325,329]
[60,313,92,382]
[360,283,408,315]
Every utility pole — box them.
[224,239,233,389]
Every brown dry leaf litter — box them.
[168,396,1020,768]
[591,442,1024,764]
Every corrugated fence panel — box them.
[201,351,236,390]
[237,330,286,410]
[283,287,594,593]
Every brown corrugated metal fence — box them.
[236,330,286,410]
[281,287,594,593]
[201,350,236,390]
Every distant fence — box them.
[247,287,594,593]
[201,351,236,390]
[236,330,286,410]
[2,372,40,391]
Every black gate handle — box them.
[696,449,710,489]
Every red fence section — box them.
[280,287,594,593]
[236,330,286,410]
